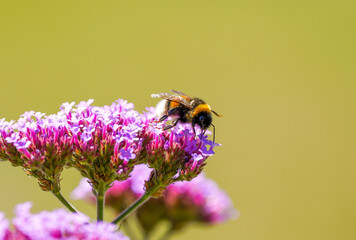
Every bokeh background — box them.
[0,1,355,239]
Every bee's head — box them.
[194,112,212,130]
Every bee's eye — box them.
[199,116,205,122]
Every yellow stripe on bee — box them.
[170,101,180,109]
[193,104,211,116]
[169,96,190,109]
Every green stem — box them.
[52,191,79,213]
[112,184,161,225]
[97,185,105,222]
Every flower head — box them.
[164,173,238,226]
[141,121,221,193]
[65,99,145,192]
[0,111,72,192]
[9,202,129,240]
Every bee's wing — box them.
[171,90,190,97]
[151,92,192,109]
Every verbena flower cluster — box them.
[0,202,128,240]
[63,99,144,192]
[72,164,238,234]
[0,99,219,194]
[0,111,72,192]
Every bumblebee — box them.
[151,90,222,141]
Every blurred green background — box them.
[0,1,355,239]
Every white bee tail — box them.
[155,99,167,117]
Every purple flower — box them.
[10,202,129,240]
[60,102,75,114]
[119,148,136,161]
[20,111,35,120]
[199,135,221,156]
[5,133,20,144]
[80,132,92,142]
[114,99,135,111]
[76,99,94,114]
[184,137,199,153]
[113,124,141,143]
[33,112,45,120]
[191,153,204,162]
[13,138,31,150]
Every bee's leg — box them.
[163,119,179,130]
[159,115,169,122]
[159,108,179,122]
[167,107,179,115]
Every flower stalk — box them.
[96,184,106,221]
[112,183,162,224]
[52,191,78,213]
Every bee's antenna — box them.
[211,123,216,142]
[211,110,223,117]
